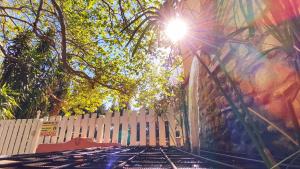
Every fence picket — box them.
[129,111,137,146]
[112,112,120,143]
[57,116,68,143]
[148,109,156,146]
[80,114,90,138]
[88,113,97,140]
[0,108,183,155]
[95,115,104,143]
[65,116,74,142]
[139,109,146,146]
[12,119,26,154]
[120,111,129,145]
[19,119,33,154]
[29,119,43,153]
[1,120,15,154]
[158,116,166,146]
[0,120,4,141]
[0,120,9,154]
[44,116,55,143]
[73,115,82,139]
[7,119,21,155]
[103,112,112,143]
[25,119,39,154]
[167,107,176,146]
[50,116,61,143]
[38,116,48,144]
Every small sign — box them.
[40,122,58,136]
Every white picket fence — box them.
[0,108,184,156]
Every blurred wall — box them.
[180,0,300,157]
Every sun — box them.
[165,18,188,42]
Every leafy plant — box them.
[0,30,58,118]
[0,84,18,120]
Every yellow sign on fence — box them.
[40,122,58,136]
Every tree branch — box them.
[33,0,44,29]
[0,14,33,26]
[50,0,68,64]
[118,0,127,23]
[50,0,129,94]
[0,43,8,58]
[0,6,26,10]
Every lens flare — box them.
[165,18,188,42]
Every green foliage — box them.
[0,30,57,118]
[62,79,110,116]
[0,84,18,119]
[0,0,182,117]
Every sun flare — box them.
[165,18,188,42]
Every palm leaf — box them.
[124,17,150,47]
[121,10,157,33]
[131,22,153,58]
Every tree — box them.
[0,30,58,118]
[0,0,175,117]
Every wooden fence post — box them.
[2,120,15,155]
[95,115,105,143]
[29,119,43,153]
[73,115,82,139]
[120,110,129,145]
[129,111,137,146]
[57,116,68,143]
[36,110,41,119]
[0,108,185,155]
[139,108,146,146]
[12,119,26,154]
[7,119,21,155]
[103,112,112,143]
[148,109,156,146]
[44,116,56,143]
[50,116,61,144]
[18,119,32,154]
[88,113,97,140]
[159,115,166,146]
[65,115,75,142]
[111,112,120,143]
[80,114,90,138]
[25,118,39,154]
[167,106,176,146]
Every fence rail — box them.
[0,108,184,156]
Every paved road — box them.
[0,146,299,168]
